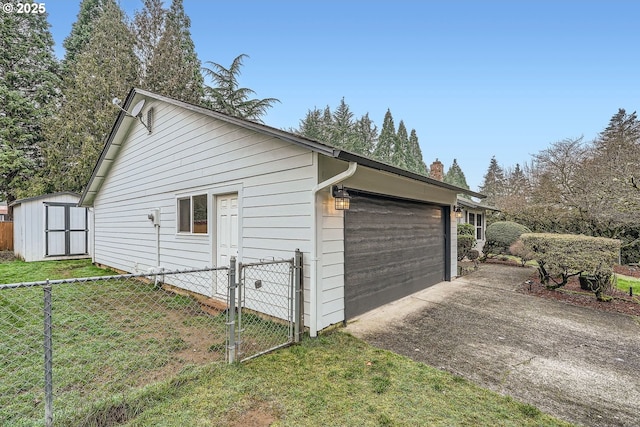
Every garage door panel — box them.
[345,192,446,319]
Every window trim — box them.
[176,194,209,235]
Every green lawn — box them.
[0,259,574,426]
[615,274,640,297]
[79,331,573,427]
[0,257,115,284]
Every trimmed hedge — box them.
[485,221,531,256]
[520,233,621,300]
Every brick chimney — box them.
[430,159,444,181]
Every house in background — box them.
[0,202,8,222]
[79,88,484,336]
[11,192,91,262]
[427,159,496,253]
[455,196,498,253]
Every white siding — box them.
[319,189,345,328]
[92,99,315,296]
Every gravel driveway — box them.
[345,263,640,427]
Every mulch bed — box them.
[511,261,640,318]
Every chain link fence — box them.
[1,267,230,426]
[1,251,302,426]
[231,251,303,362]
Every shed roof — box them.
[80,88,485,205]
[9,192,81,207]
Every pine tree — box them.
[145,0,203,104]
[444,159,471,196]
[132,0,166,83]
[0,10,61,203]
[353,113,378,155]
[298,108,326,142]
[373,109,396,163]
[407,129,428,175]
[584,109,640,222]
[330,97,356,150]
[391,120,409,169]
[61,0,105,70]
[507,163,529,197]
[202,54,279,122]
[479,156,506,206]
[596,108,640,152]
[43,0,139,192]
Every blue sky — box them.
[44,1,640,191]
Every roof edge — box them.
[336,151,486,199]
[79,87,486,205]
[10,192,81,207]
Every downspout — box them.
[310,161,357,337]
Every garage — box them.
[344,190,449,319]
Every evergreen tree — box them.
[145,0,203,103]
[202,54,279,122]
[330,97,356,150]
[479,156,506,206]
[444,159,470,198]
[353,113,378,155]
[0,10,61,203]
[506,163,529,197]
[43,0,139,192]
[298,108,326,142]
[407,129,428,175]
[132,0,166,83]
[596,108,640,152]
[373,109,396,163]
[391,120,409,169]
[61,0,105,70]
[583,109,640,223]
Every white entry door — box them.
[216,194,238,268]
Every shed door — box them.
[344,191,448,319]
[45,203,88,257]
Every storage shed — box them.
[80,88,484,336]
[11,192,91,262]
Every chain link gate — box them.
[0,251,303,424]
[227,249,303,363]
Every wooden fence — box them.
[0,222,13,251]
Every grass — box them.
[0,259,230,426]
[0,257,114,283]
[76,332,573,426]
[615,274,640,296]
[0,259,574,426]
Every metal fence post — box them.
[237,262,243,358]
[227,257,237,364]
[294,249,303,343]
[44,280,53,427]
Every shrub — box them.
[485,221,531,256]
[457,223,477,261]
[509,240,534,267]
[520,233,621,300]
[458,223,475,236]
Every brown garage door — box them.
[344,191,448,319]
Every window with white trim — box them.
[177,194,208,234]
[467,212,483,240]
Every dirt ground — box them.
[345,263,640,427]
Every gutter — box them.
[309,161,358,337]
